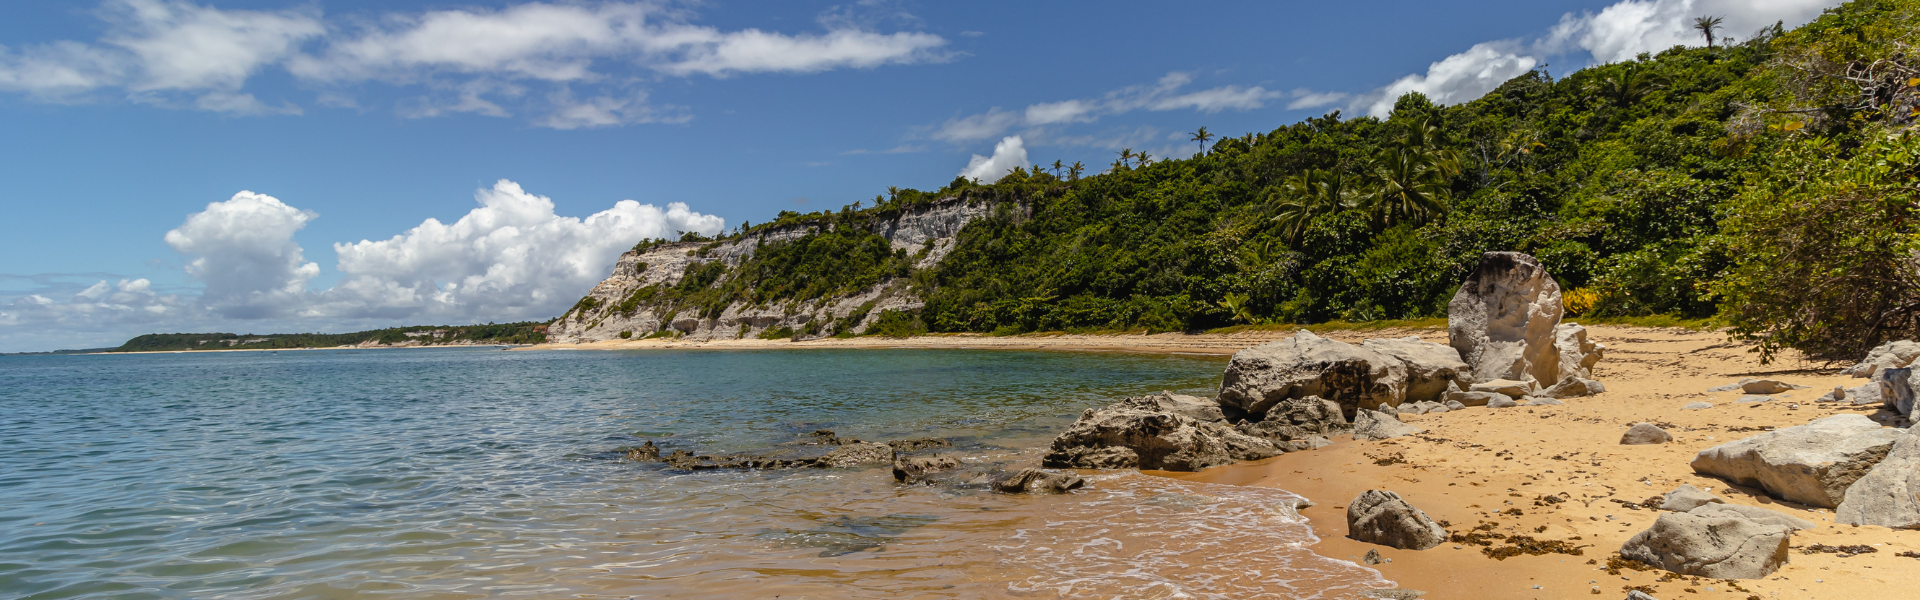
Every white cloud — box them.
[163,190,320,319]
[932,72,1284,143]
[1285,89,1347,110]
[1357,41,1537,117]
[1547,0,1833,64]
[321,179,724,321]
[0,1,946,125]
[959,136,1028,183]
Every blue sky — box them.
[0,0,1839,351]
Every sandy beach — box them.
[535,324,1920,599]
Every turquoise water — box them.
[0,347,1388,599]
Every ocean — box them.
[0,347,1389,599]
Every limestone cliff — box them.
[548,195,998,343]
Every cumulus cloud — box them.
[1343,0,1840,117]
[321,179,724,321]
[0,0,946,125]
[163,190,320,318]
[959,136,1028,183]
[932,72,1285,143]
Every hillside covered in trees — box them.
[111,323,548,352]
[572,0,1920,362]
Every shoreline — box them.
[86,343,523,356]
[521,326,1448,356]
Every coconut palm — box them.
[1189,126,1214,156]
[1050,159,1064,177]
[1269,168,1359,243]
[1359,117,1459,227]
[1117,148,1134,168]
[1587,62,1667,108]
[1694,15,1724,48]
[1068,161,1085,181]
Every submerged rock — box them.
[1347,489,1447,550]
[991,468,1086,494]
[1217,330,1407,421]
[892,453,962,484]
[1448,252,1563,387]
[819,442,893,467]
[1690,414,1904,508]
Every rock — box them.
[1618,510,1791,579]
[1115,391,1226,423]
[1555,322,1606,381]
[1880,367,1918,416]
[1543,376,1606,398]
[626,440,661,461]
[892,453,962,483]
[1837,433,1920,529]
[1363,549,1383,565]
[1353,409,1423,441]
[991,468,1086,494]
[1361,590,1426,600]
[1626,591,1659,600]
[1426,404,1450,414]
[1444,399,1467,411]
[1043,404,1279,471]
[1741,379,1807,395]
[1682,402,1713,410]
[885,438,953,452]
[1447,252,1563,387]
[1845,340,1920,378]
[1470,378,1532,398]
[1690,414,1905,508]
[1706,380,1751,393]
[1346,489,1448,550]
[819,442,894,467]
[1487,394,1519,408]
[1733,395,1771,404]
[1851,381,1886,406]
[1396,400,1443,415]
[1235,396,1351,447]
[1444,391,1503,407]
[1621,423,1673,445]
[1658,484,1724,512]
[1817,386,1846,403]
[1687,503,1816,531]
[1362,336,1471,403]
[1218,330,1408,420]
[1523,396,1564,406]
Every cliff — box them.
[548,195,1000,343]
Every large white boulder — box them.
[1845,340,1920,378]
[1555,323,1606,381]
[1218,330,1407,420]
[1690,414,1905,508]
[1361,336,1470,403]
[1618,510,1792,579]
[1837,433,1920,528]
[1447,252,1563,387]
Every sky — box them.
[0,0,1842,352]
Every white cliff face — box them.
[547,197,997,343]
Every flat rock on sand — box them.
[1353,409,1423,441]
[1658,484,1725,512]
[1690,414,1904,508]
[1217,330,1407,420]
[1619,509,1792,579]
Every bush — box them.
[867,309,928,338]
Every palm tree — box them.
[886,186,899,202]
[1137,151,1152,166]
[1694,15,1724,48]
[1189,126,1214,156]
[1587,62,1667,108]
[1269,168,1359,243]
[1117,148,1134,168]
[1359,117,1460,228]
[1051,159,1064,177]
[1068,161,1085,181]
[1217,292,1254,324]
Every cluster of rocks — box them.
[623,430,1088,496]
[1045,252,1609,473]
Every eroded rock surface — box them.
[892,453,962,484]
[1235,396,1350,451]
[1690,414,1904,508]
[1361,337,1469,403]
[1621,423,1673,445]
[1658,484,1724,512]
[1042,404,1279,471]
[1447,252,1563,387]
[1114,391,1226,422]
[1555,323,1606,381]
[991,468,1086,494]
[1544,376,1606,399]
[1618,510,1791,579]
[1846,340,1920,378]
[1218,330,1407,420]
[1837,433,1920,529]
[1353,409,1423,441]
[1347,489,1448,550]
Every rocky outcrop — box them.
[1543,376,1605,399]
[1845,340,1920,378]
[1361,337,1469,403]
[1042,403,1279,471]
[1555,323,1606,381]
[1447,252,1563,387]
[1837,433,1920,528]
[1217,330,1407,420]
[1619,510,1792,579]
[1690,414,1905,508]
[1469,379,1531,398]
[819,442,894,467]
[1687,504,1816,531]
[1347,490,1448,550]
[549,195,999,343]
[1621,423,1672,445]
[1115,391,1226,422]
[1353,409,1423,441]
[1658,484,1724,512]
[1235,396,1349,450]
[1444,391,1506,407]
[893,453,962,484]
[1881,367,1918,416]
[991,468,1086,494]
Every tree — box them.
[1694,15,1724,48]
[1361,117,1459,227]
[1117,148,1134,168]
[1587,62,1667,108]
[1189,126,1214,156]
[1137,151,1153,166]
[1269,168,1358,243]
[1051,159,1064,177]
[1068,161,1085,181]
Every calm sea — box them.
[0,347,1388,599]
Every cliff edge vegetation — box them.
[559,0,1920,362]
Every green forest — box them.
[594,0,1920,362]
[111,322,548,352]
